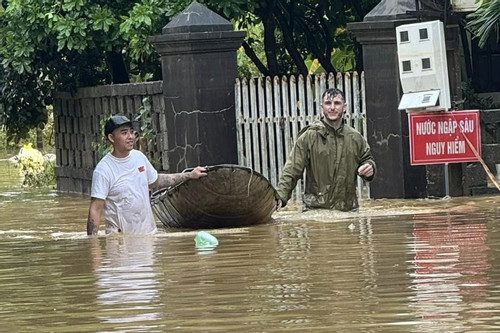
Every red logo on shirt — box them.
[138,166,145,173]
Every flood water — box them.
[1,159,500,332]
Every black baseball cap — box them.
[104,115,133,137]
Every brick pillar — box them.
[150,1,245,172]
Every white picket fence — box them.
[234,71,369,202]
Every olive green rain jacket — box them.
[276,119,376,211]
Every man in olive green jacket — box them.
[276,88,376,211]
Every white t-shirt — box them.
[91,149,158,234]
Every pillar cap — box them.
[162,1,232,34]
[364,0,416,22]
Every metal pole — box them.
[444,163,450,197]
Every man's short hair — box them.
[322,88,345,101]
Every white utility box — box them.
[451,0,478,12]
[396,20,451,111]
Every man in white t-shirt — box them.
[87,115,207,235]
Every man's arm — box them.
[276,135,310,207]
[149,166,207,192]
[87,197,105,236]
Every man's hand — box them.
[357,163,373,178]
[189,166,208,179]
[151,166,208,191]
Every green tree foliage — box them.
[0,0,174,142]
[0,0,379,142]
[209,0,379,76]
[467,0,500,48]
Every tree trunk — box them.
[36,127,43,151]
[354,42,364,73]
[106,50,130,84]
[274,11,308,75]
[242,41,270,76]
[261,7,280,76]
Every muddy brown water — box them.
[1,160,499,332]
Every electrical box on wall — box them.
[396,20,451,111]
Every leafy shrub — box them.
[13,143,55,187]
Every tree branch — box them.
[242,41,270,76]
[273,6,308,75]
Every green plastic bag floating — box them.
[194,231,219,249]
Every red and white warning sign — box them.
[408,110,481,165]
